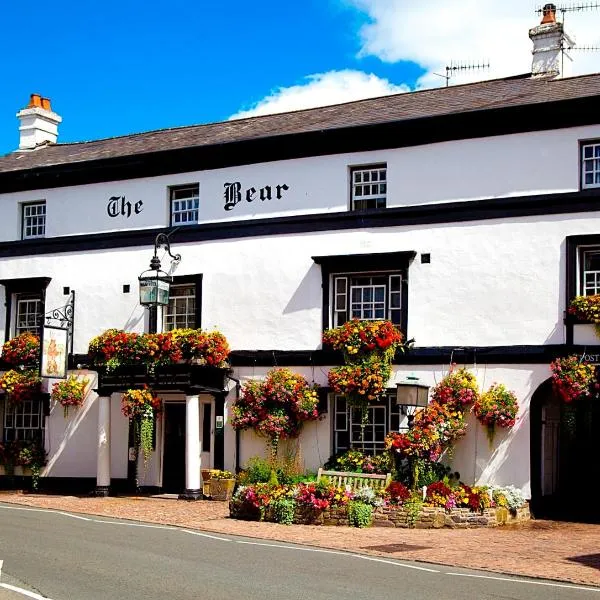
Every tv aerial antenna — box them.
[534,3,600,73]
[433,60,490,87]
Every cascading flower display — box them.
[230,368,320,457]
[51,375,89,417]
[474,383,519,444]
[324,320,403,426]
[550,355,596,403]
[88,328,230,370]
[121,387,161,463]
[0,369,42,404]
[1,332,40,367]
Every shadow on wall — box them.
[283,264,321,315]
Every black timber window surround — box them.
[0,277,51,343]
[162,274,202,332]
[581,141,600,190]
[351,164,387,211]
[313,251,414,333]
[21,201,46,240]
[2,398,45,443]
[169,184,200,226]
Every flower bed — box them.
[229,481,529,528]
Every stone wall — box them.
[231,502,531,528]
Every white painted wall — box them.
[1,211,599,350]
[1,123,599,240]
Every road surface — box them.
[0,502,598,600]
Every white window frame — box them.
[14,292,43,337]
[577,246,600,296]
[351,165,387,211]
[170,184,199,226]
[332,272,402,328]
[21,201,46,240]
[163,283,196,331]
[582,142,600,189]
[3,398,45,442]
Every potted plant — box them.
[1,332,40,367]
[0,369,42,404]
[204,469,235,501]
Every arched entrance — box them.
[530,378,600,522]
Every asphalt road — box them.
[0,503,598,600]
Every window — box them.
[21,201,46,239]
[3,398,44,442]
[582,143,600,189]
[170,184,199,226]
[332,392,415,456]
[580,247,600,295]
[14,293,44,336]
[333,273,402,327]
[351,165,387,211]
[163,284,196,331]
[313,252,414,333]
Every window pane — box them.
[170,185,199,225]
[163,284,196,331]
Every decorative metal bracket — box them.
[44,290,75,354]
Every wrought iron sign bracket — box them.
[44,290,75,354]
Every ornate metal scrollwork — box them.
[44,290,75,353]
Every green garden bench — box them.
[316,468,392,491]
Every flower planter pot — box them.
[206,478,235,501]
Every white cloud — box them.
[349,0,600,86]
[229,70,409,120]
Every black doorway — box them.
[162,403,186,493]
[531,379,600,522]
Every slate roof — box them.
[1,72,600,174]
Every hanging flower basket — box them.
[474,383,518,445]
[430,366,480,409]
[0,369,42,404]
[121,387,161,463]
[550,355,597,402]
[51,375,89,417]
[568,295,600,335]
[1,332,40,367]
[327,362,390,403]
[231,368,320,458]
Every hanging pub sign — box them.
[40,326,69,379]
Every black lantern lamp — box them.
[396,375,429,427]
[138,233,181,308]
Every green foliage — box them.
[139,417,154,463]
[238,456,273,484]
[347,501,373,528]
[325,449,391,474]
[268,469,280,486]
[271,498,296,525]
[404,493,423,528]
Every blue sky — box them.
[1,1,598,156]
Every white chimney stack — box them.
[529,4,575,79]
[16,93,62,150]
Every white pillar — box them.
[181,393,202,500]
[96,395,111,496]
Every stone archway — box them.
[530,378,600,522]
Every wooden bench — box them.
[316,468,392,491]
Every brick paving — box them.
[1,492,598,587]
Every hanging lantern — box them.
[396,376,429,407]
[138,233,181,308]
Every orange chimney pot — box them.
[541,3,557,24]
[27,93,42,109]
[41,97,51,111]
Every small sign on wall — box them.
[40,326,68,379]
[216,416,224,429]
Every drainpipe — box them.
[227,374,242,472]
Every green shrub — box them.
[347,501,373,528]
[271,498,296,525]
[238,456,272,484]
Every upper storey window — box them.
[22,201,46,239]
[582,142,600,189]
[170,184,199,226]
[351,165,387,211]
